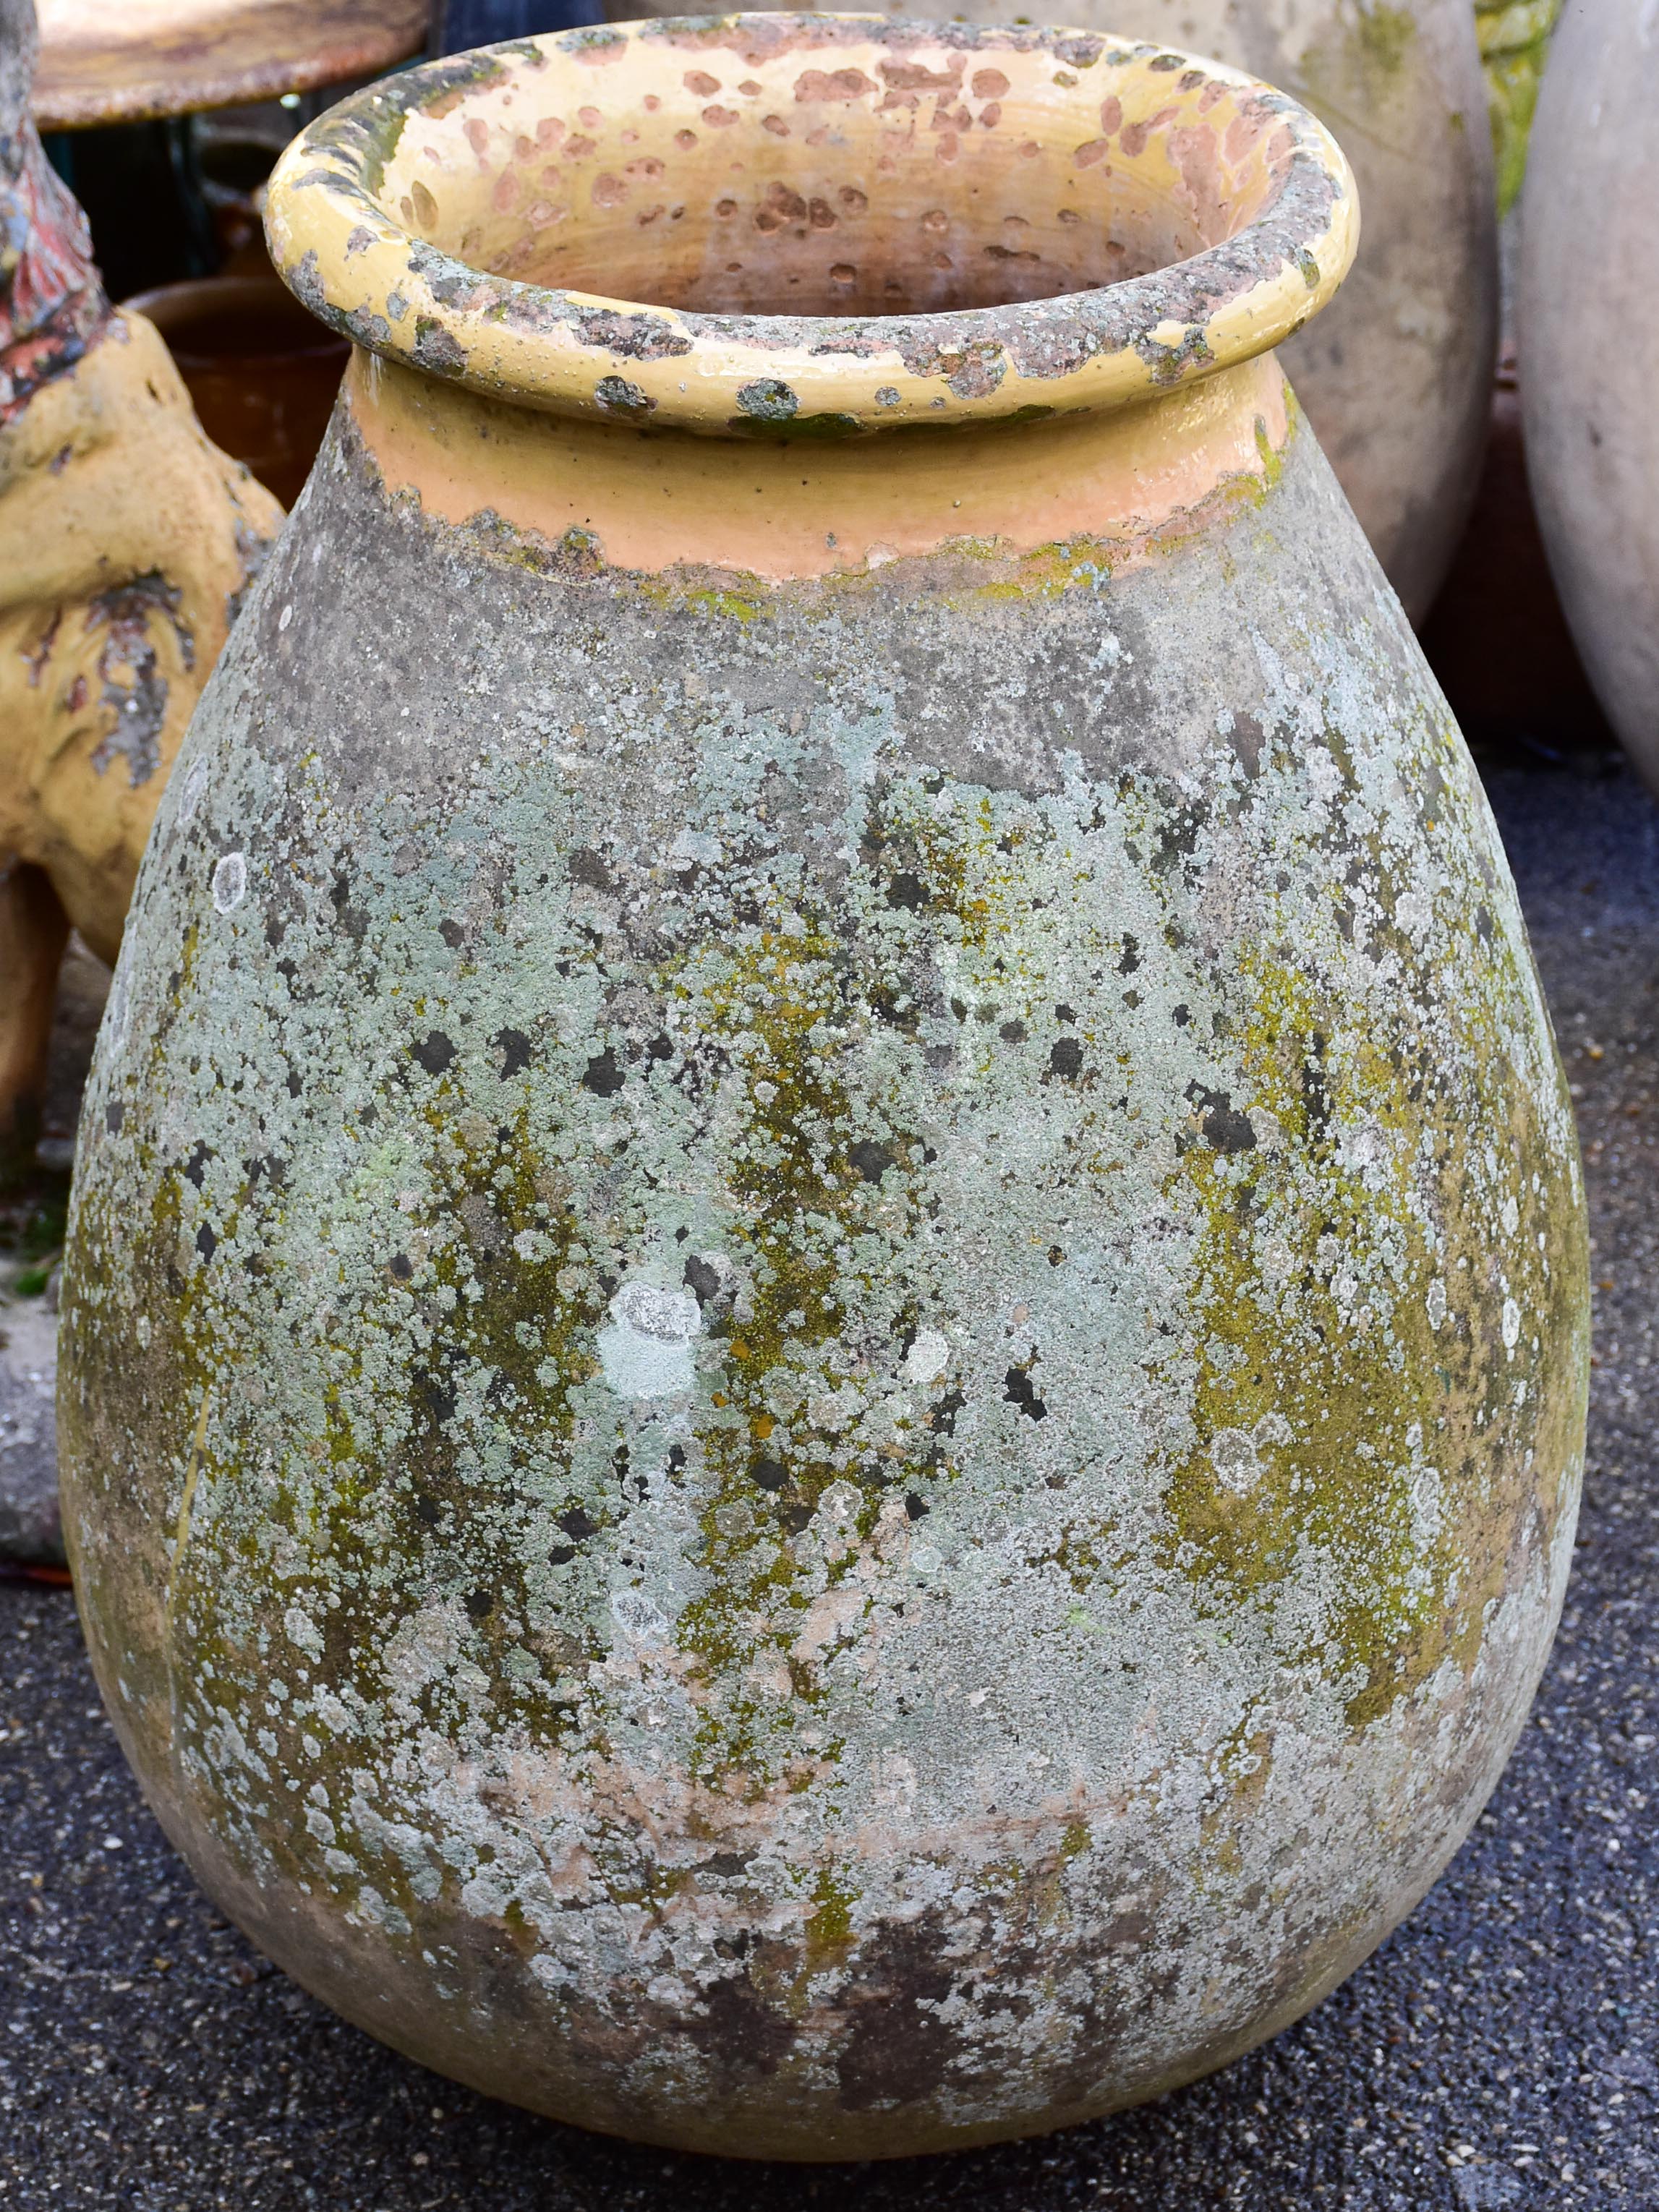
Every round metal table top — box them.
[31,0,430,130]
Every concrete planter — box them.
[1519,0,1659,795]
[606,0,1499,621]
[61,17,1586,2160]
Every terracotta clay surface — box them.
[605,0,1498,621]
[62,17,1586,2161]
[1519,0,1659,797]
[31,0,430,131]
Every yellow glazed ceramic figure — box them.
[63,18,1586,2158]
[0,0,281,1157]
[607,0,1501,622]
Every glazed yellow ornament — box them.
[0,0,281,1155]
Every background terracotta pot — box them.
[124,276,350,507]
[62,16,1586,2163]
[1518,0,1659,796]
[605,0,1498,623]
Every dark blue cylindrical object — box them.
[435,0,605,51]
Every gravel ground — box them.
[1,760,1654,2212]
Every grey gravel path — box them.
[1,761,1655,2212]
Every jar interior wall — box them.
[379,67,1244,317]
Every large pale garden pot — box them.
[1519,0,1659,795]
[605,0,1500,622]
[61,17,1587,2160]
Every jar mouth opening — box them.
[266,13,1356,435]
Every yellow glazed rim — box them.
[265,13,1358,436]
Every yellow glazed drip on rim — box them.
[264,12,1357,435]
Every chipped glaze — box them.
[61,14,1586,2161]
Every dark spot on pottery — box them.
[583,1048,623,1096]
[493,1027,533,1076]
[1005,1365,1047,1420]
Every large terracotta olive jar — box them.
[607,0,1500,621]
[61,17,1586,2160]
[1519,0,1659,795]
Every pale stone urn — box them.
[61,17,1586,2159]
[0,0,281,1160]
[605,0,1500,622]
[1519,0,1659,796]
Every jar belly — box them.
[60,401,1585,2156]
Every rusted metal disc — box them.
[32,0,430,131]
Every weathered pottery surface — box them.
[61,17,1587,2161]
[1519,0,1659,798]
[605,0,1498,623]
[0,0,281,1150]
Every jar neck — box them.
[344,347,1292,584]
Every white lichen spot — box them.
[177,751,211,824]
[1394,886,1428,936]
[1211,1427,1261,1493]
[903,1329,950,1385]
[210,852,247,914]
[1501,1195,1520,1236]
[1409,1464,1444,1543]
[383,1600,464,1698]
[1305,745,1343,806]
[667,827,722,867]
[1502,1297,1522,1354]
[283,1603,324,1662]
[1426,1280,1448,1331]
[1253,1411,1292,1449]
[816,1479,861,1526]
[610,1587,668,1644]
[597,1281,701,1399]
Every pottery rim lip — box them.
[264,12,1358,438]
